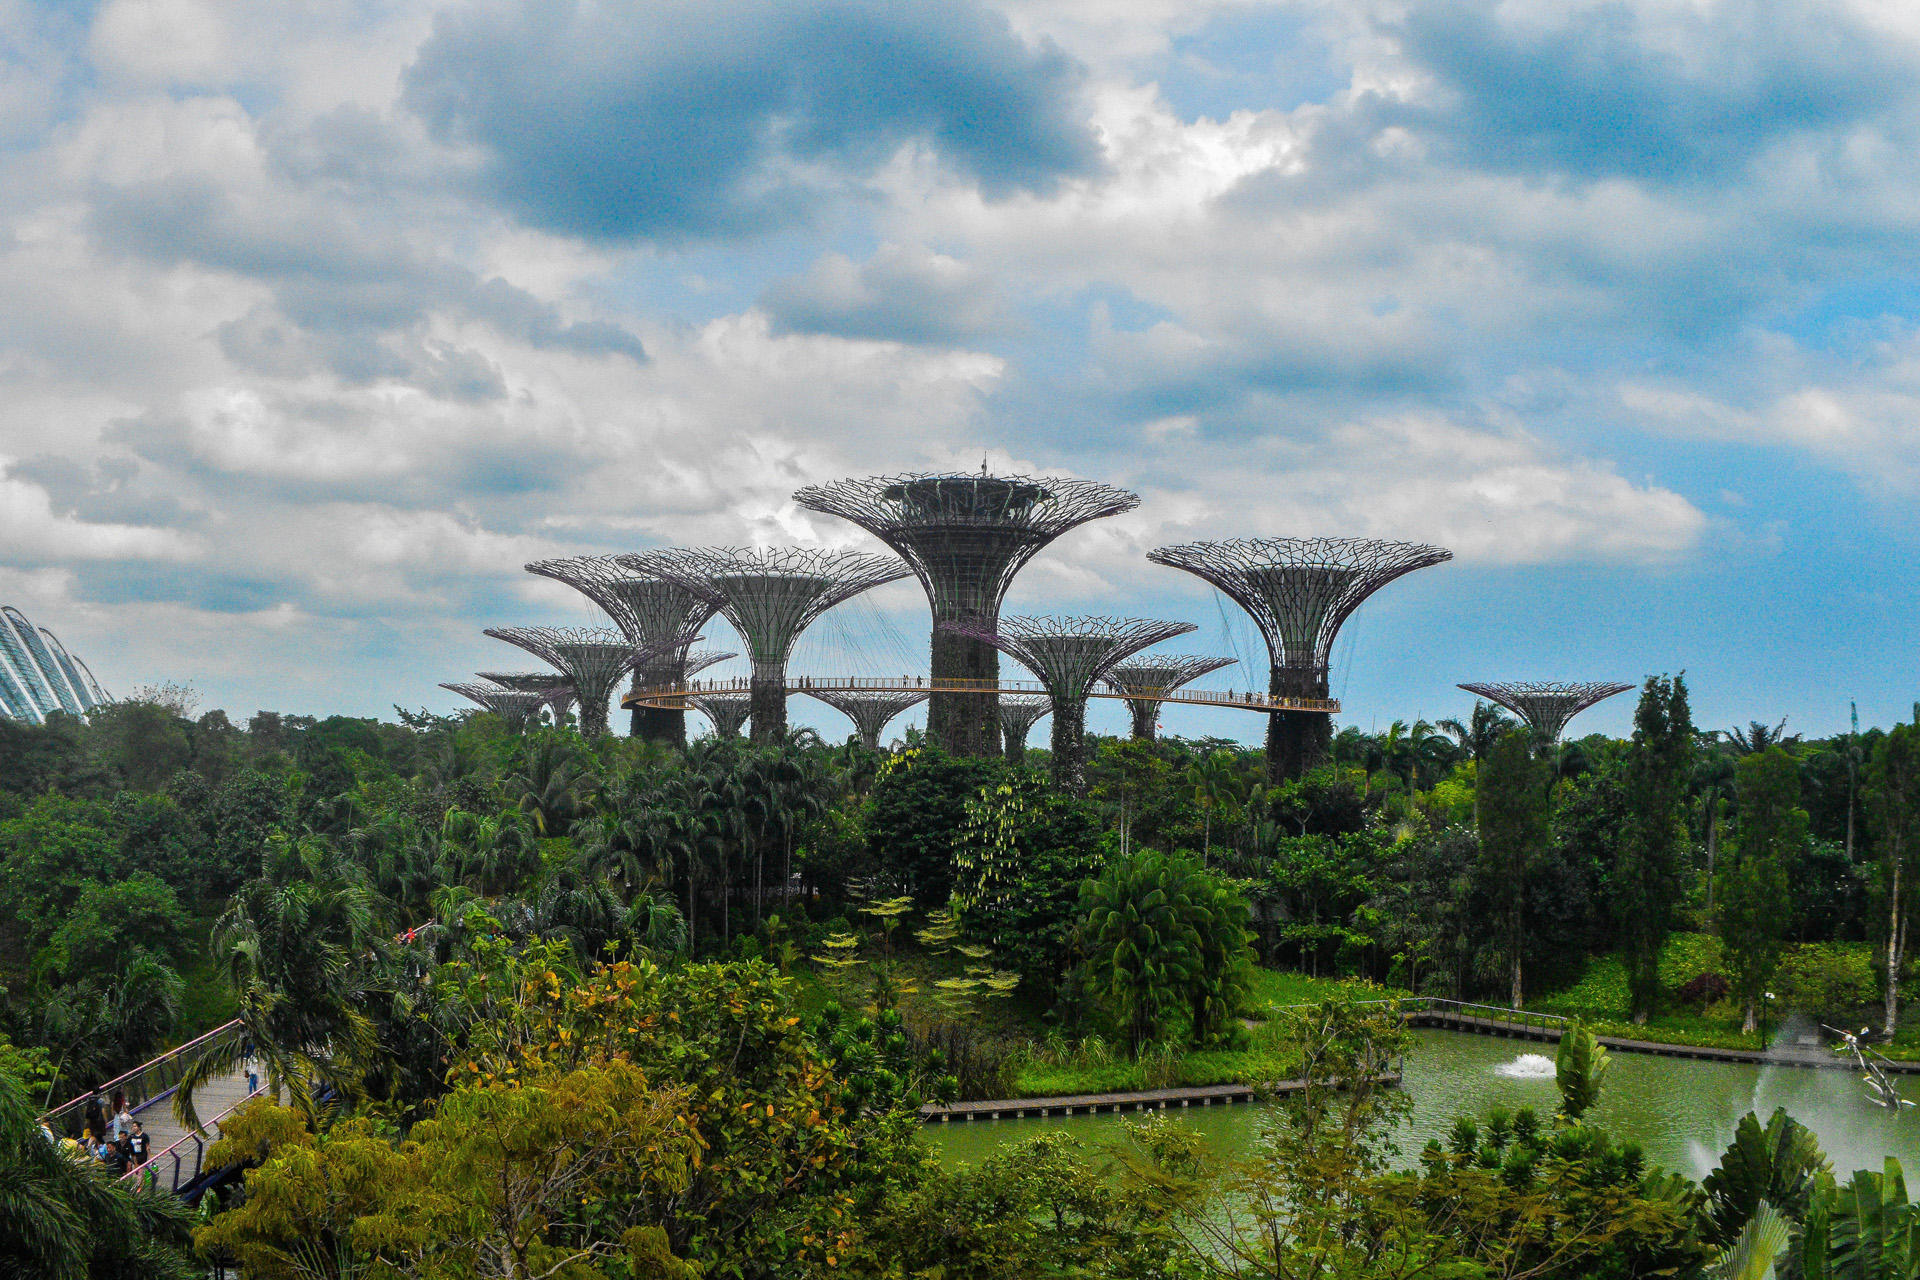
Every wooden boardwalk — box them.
[921,1074,1399,1123]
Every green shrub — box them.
[1775,943,1877,1022]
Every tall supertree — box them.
[524,556,718,743]
[1147,537,1452,781]
[624,547,908,743]
[803,689,928,750]
[440,682,549,733]
[1104,655,1237,741]
[998,694,1051,763]
[690,692,753,739]
[1457,681,1633,752]
[482,627,640,738]
[942,615,1195,793]
[794,470,1141,758]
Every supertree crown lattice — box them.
[1457,681,1634,747]
[622,546,908,742]
[440,682,550,733]
[1147,536,1451,779]
[997,693,1051,761]
[802,689,928,750]
[483,627,643,738]
[1104,654,1238,740]
[792,470,1141,757]
[941,614,1196,793]
[690,692,753,739]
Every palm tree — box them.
[0,1073,198,1279]
[176,834,387,1127]
[505,734,580,835]
[1438,700,1515,763]
[1728,718,1802,756]
[1187,751,1243,861]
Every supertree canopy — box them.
[524,556,718,744]
[690,692,753,739]
[475,671,573,724]
[1457,681,1633,749]
[997,694,1051,762]
[440,682,549,733]
[943,615,1195,794]
[1104,655,1237,741]
[625,547,908,743]
[793,470,1141,758]
[1147,537,1451,780]
[483,627,640,738]
[802,689,928,750]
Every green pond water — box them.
[923,1030,1920,1182]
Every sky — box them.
[4,0,1919,745]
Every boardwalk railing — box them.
[39,1018,246,1137]
[625,674,1340,715]
[121,1080,270,1195]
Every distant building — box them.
[0,606,107,724]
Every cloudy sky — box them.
[4,0,1918,743]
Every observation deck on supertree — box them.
[997,694,1050,762]
[1105,655,1237,741]
[793,470,1140,758]
[942,615,1195,794]
[802,689,928,750]
[624,547,908,743]
[440,682,549,733]
[482,627,643,738]
[524,556,719,744]
[1147,537,1451,781]
[690,692,753,739]
[1457,681,1633,750]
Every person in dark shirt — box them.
[125,1122,151,1168]
[82,1091,105,1143]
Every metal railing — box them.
[624,674,1340,715]
[39,1018,246,1137]
[119,1080,269,1196]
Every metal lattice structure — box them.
[475,671,573,725]
[997,694,1051,762]
[690,692,753,739]
[524,556,719,743]
[0,606,105,723]
[803,689,928,750]
[794,470,1141,758]
[624,547,909,743]
[1104,655,1238,741]
[1147,537,1452,780]
[482,627,639,738]
[1457,681,1633,748]
[440,682,550,733]
[943,615,1196,793]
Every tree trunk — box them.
[1888,855,1903,1036]
[754,837,764,930]
[1704,792,1719,916]
[1742,999,1757,1034]
[782,828,793,913]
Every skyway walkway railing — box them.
[122,1076,269,1195]
[39,1017,246,1137]
[625,674,1340,715]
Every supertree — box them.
[439,682,549,733]
[1457,681,1633,751]
[1104,655,1237,741]
[1147,537,1452,781]
[524,556,718,743]
[793,470,1141,757]
[942,615,1195,794]
[997,694,1051,763]
[476,671,574,726]
[482,627,641,738]
[802,689,928,750]
[690,692,753,739]
[624,547,908,743]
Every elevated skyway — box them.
[624,674,1339,715]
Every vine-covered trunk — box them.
[1888,855,1903,1035]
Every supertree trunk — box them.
[1267,667,1332,782]
[750,665,787,743]
[1128,698,1157,740]
[1050,698,1089,795]
[928,624,1001,757]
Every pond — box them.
[922,1029,1920,1181]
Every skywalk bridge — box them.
[624,674,1340,715]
